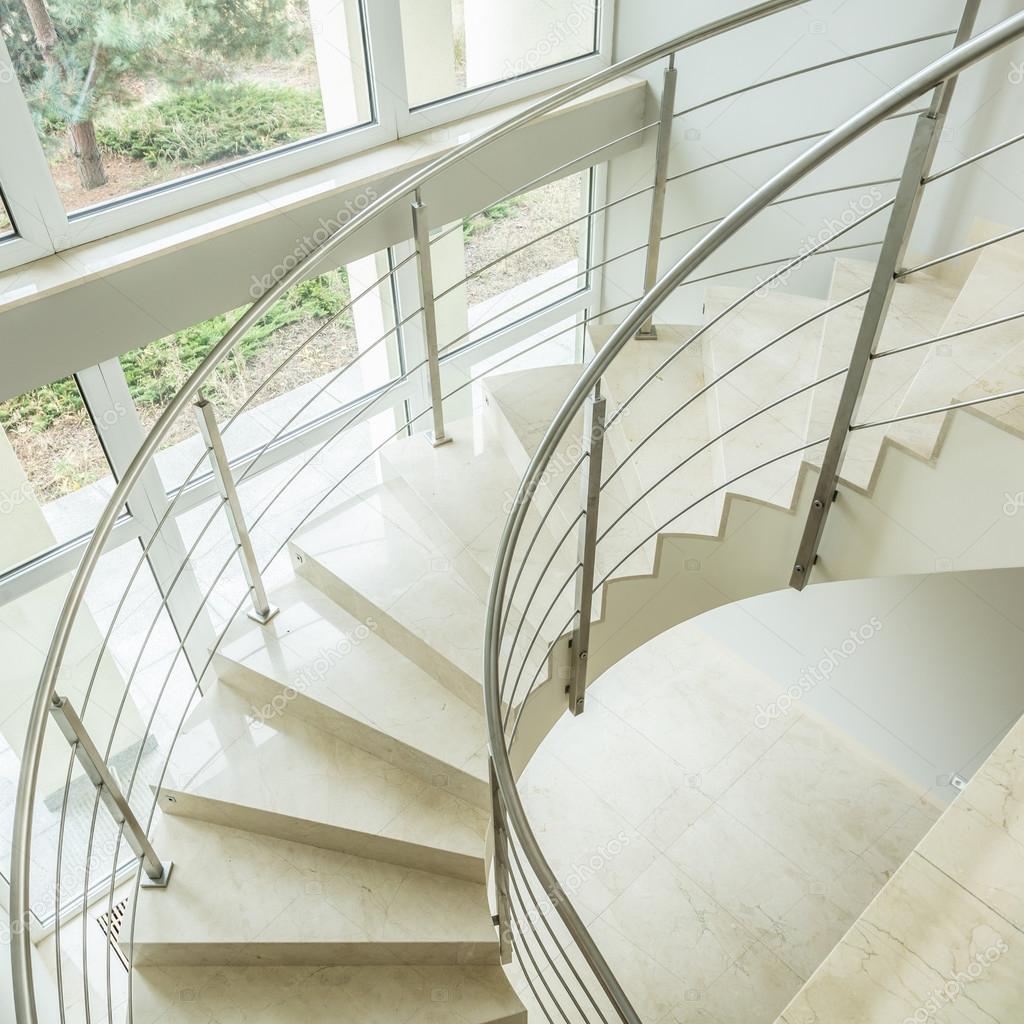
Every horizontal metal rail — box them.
[598,368,854,544]
[660,178,900,244]
[851,385,1024,431]
[872,307,1024,361]
[924,128,1024,183]
[666,108,925,185]
[434,185,654,303]
[429,122,662,251]
[897,222,1024,278]
[674,31,957,119]
[603,193,896,433]
[601,287,868,492]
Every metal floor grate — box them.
[97,897,130,971]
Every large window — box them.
[116,257,402,492]
[0,192,12,237]
[0,0,608,256]
[401,0,600,108]
[2,0,371,215]
[0,374,116,554]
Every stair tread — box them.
[132,817,497,959]
[481,363,656,582]
[163,681,487,867]
[131,964,526,1023]
[703,287,829,507]
[292,482,499,694]
[593,322,721,535]
[811,257,962,487]
[380,417,533,581]
[890,230,1024,457]
[217,575,489,789]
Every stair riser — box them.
[213,654,490,809]
[129,941,500,967]
[291,545,485,713]
[158,789,486,883]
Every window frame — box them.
[0,0,612,263]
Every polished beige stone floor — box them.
[513,620,942,1023]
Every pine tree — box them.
[2,0,300,190]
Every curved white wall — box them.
[698,567,1024,803]
[600,0,1024,325]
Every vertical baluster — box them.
[411,189,452,446]
[194,398,279,623]
[568,384,607,715]
[790,0,982,588]
[49,695,172,887]
[636,55,679,339]
[489,763,513,964]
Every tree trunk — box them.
[22,0,108,190]
[68,120,107,189]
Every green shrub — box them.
[96,82,326,167]
[0,271,350,432]
[120,271,350,407]
[463,198,522,241]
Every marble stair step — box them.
[480,364,655,586]
[702,286,829,509]
[129,817,499,967]
[290,482,552,715]
[889,224,1024,459]
[592,323,722,537]
[131,964,527,1023]
[809,257,962,489]
[159,680,488,882]
[214,576,489,809]
[380,413,585,655]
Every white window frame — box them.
[395,0,613,135]
[0,0,612,262]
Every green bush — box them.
[96,82,326,167]
[463,198,522,241]
[120,272,350,407]
[0,271,350,432]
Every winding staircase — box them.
[10,2,1024,1023]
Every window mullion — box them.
[0,35,69,260]
[362,0,410,141]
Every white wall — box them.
[698,567,1024,804]
[599,0,1024,325]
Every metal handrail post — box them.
[412,191,452,447]
[789,0,982,589]
[49,695,172,887]
[194,398,280,623]
[568,385,607,715]
[637,56,679,339]
[489,762,513,964]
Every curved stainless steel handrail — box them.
[8,2,815,1018]
[483,11,1024,1023]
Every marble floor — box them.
[513,619,943,1024]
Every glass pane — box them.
[2,0,371,214]
[0,376,116,559]
[0,539,185,928]
[402,0,599,107]
[436,170,590,352]
[118,257,402,492]
[0,191,13,237]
